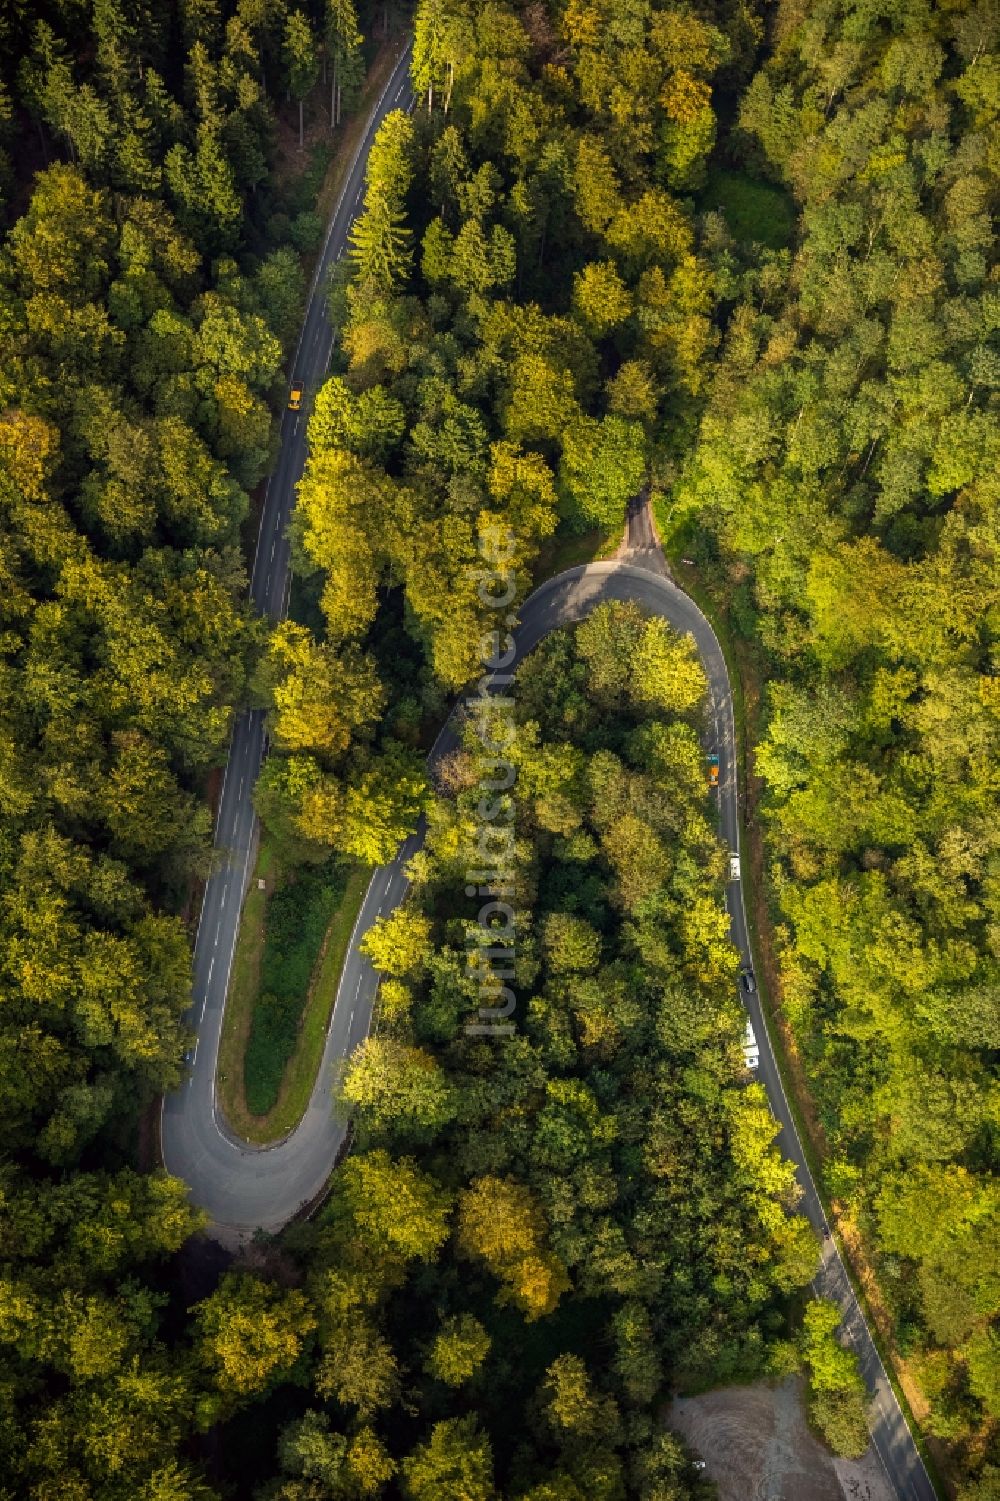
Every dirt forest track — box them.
[161,51,937,1501]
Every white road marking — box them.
[159,44,419,1185]
[166,553,934,1500]
[220,888,226,909]
[208,958,214,983]
[177,101,928,1492]
[270,539,275,561]
[239,778,244,797]
[349,1009,355,1030]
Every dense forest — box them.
[0,0,996,1496]
[0,0,372,1493]
[259,601,819,1498]
[674,0,1000,1479]
[258,0,999,1474]
[253,0,758,867]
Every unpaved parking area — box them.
[669,1375,895,1501]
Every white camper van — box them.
[743,1019,759,1072]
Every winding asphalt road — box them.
[161,57,937,1501]
[161,40,416,1228]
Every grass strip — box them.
[244,863,347,1115]
[280,863,373,1117]
[215,846,371,1145]
[216,839,276,1137]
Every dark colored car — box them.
[739,967,756,994]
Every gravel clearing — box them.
[669,1375,896,1501]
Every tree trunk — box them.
[298,97,304,149]
[336,83,342,126]
[331,57,337,128]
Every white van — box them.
[729,854,741,881]
[744,1020,759,1071]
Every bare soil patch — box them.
[669,1376,895,1501]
